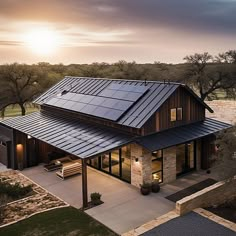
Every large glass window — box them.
[111,149,120,177]
[121,145,131,182]
[152,150,163,183]
[176,144,186,175]
[90,157,99,169]
[88,145,132,183]
[101,153,110,172]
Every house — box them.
[0,77,231,207]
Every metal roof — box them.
[0,111,132,159]
[34,77,212,129]
[135,118,232,152]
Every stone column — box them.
[130,143,152,187]
[163,146,176,183]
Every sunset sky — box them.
[0,0,235,64]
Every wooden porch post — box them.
[82,159,88,208]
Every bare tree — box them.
[184,52,236,100]
[0,63,44,115]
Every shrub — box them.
[0,181,33,199]
[90,192,102,205]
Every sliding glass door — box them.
[88,145,131,183]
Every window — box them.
[177,108,183,120]
[152,150,163,183]
[170,108,177,121]
[171,107,183,121]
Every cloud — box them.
[0,40,23,46]
[0,0,235,35]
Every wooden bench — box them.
[56,162,82,180]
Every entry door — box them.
[176,141,196,176]
[26,138,38,167]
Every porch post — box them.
[82,159,88,208]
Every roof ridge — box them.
[64,76,183,85]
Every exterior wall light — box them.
[27,135,32,139]
[135,157,139,162]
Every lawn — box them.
[4,104,39,117]
[0,206,117,236]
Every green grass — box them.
[4,105,39,117]
[0,206,117,236]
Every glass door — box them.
[111,149,120,177]
[176,141,196,176]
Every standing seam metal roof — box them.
[135,118,232,152]
[34,77,185,128]
[0,111,132,158]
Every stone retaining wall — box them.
[176,177,236,216]
[206,100,236,125]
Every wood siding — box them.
[143,87,205,135]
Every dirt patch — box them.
[206,198,236,223]
[0,170,67,226]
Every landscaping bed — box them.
[0,206,117,236]
[0,170,67,226]
[206,197,236,223]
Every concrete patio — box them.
[20,164,217,234]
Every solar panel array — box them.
[45,84,149,121]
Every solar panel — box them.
[45,83,149,121]
[99,83,149,102]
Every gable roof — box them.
[34,77,213,129]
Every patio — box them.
[20,164,216,234]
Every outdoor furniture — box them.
[44,156,73,172]
[56,162,82,180]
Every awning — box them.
[0,111,132,158]
[135,118,232,152]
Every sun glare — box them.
[25,29,59,55]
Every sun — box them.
[25,29,59,55]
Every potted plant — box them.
[151,180,160,193]
[140,182,151,195]
[90,192,102,205]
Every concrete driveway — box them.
[21,165,175,234]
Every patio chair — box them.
[44,156,73,172]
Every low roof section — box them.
[0,111,133,159]
[136,118,232,152]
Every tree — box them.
[0,63,44,116]
[215,50,236,64]
[215,126,236,180]
[184,52,236,100]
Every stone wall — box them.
[130,144,152,187]
[176,177,236,216]
[163,146,176,183]
[206,100,236,125]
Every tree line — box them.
[0,50,235,116]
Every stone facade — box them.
[130,143,152,187]
[163,146,176,183]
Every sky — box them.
[0,0,235,64]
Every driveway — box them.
[141,211,236,236]
[21,165,175,234]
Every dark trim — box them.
[82,159,88,208]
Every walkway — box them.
[21,165,175,234]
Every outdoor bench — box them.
[56,162,82,180]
